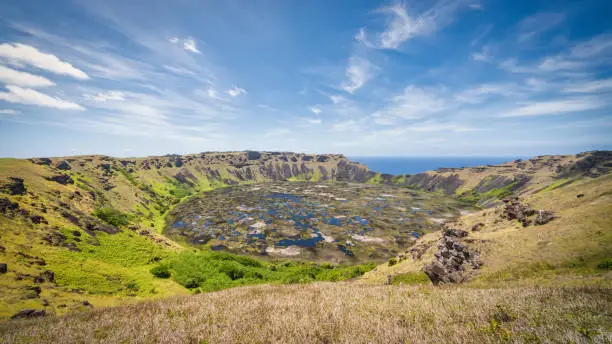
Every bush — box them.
[93,207,130,227]
[150,265,171,278]
[388,258,398,266]
[596,258,612,270]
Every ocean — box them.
[349,156,523,175]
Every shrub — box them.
[93,207,130,227]
[596,258,612,270]
[388,258,398,266]
[150,265,171,278]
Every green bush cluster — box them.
[388,257,398,266]
[151,251,376,292]
[93,207,131,227]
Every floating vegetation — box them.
[167,182,471,263]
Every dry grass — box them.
[1,283,610,344]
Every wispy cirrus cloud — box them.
[516,12,565,43]
[372,85,449,124]
[341,56,378,93]
[168,36,201,54]
[499,98,605,117]
[357,0,476,50]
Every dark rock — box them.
[40,270,54,283]
[30,214,47,224]
[46,174,73,185]
[82,300,91,306]
[29,158,52,166]
[0,197,19,214]
[55,160,71,170]
[1,177,26,195]
[11,309,46,320]
[577,193,585,198]
[42,299,49,306]
[471,222,485,231]
[316,155,330,163]
[444,228,468,238]
[0,263,7,273]
[535,210,555,225]
[246,151,261,160]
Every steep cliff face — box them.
[381,151,612,205]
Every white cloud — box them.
[227,86,246,97]
[168,36,200,54]
[307,118,322,124]
[454,83,518,104]
[0,109,19,115]
[471,46,492,62]
[517,12,565,43]
[499,98,604,117]
[0,85,85,110]
[373,85,448,124]
[183,37,200,54]
[84,91,125,102]
[0,43,89,79]
[329,95,346,104]
[569,33,612,58]
[0,65,55,88]
[562,78,612,93]
[310,107,322,115]
[341,56,377,93]
[358,1,472,50]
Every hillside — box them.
[0,150,611,343]
[0,152,372,318]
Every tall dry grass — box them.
[1,282,610,343]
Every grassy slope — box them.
[360,169,612,287]
[1,283,610,343]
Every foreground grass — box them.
[1,283,610,343]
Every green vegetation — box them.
[366,173,382,184]
[388,257,398,266]
[156,251,376,292]
[390,272,430,285]
[93,208,131,227]
[457,182,517,204]
[539,178,573,192]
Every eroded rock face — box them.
[403,173,464,195]
[424,227,482,285]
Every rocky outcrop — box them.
[502,196,555,227]
[1,177,26,195]
[46,174,73,185]
[424,227,482,285]
[335,160,376,183]
[11,309,46,320]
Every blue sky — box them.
[0,0,611,158]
